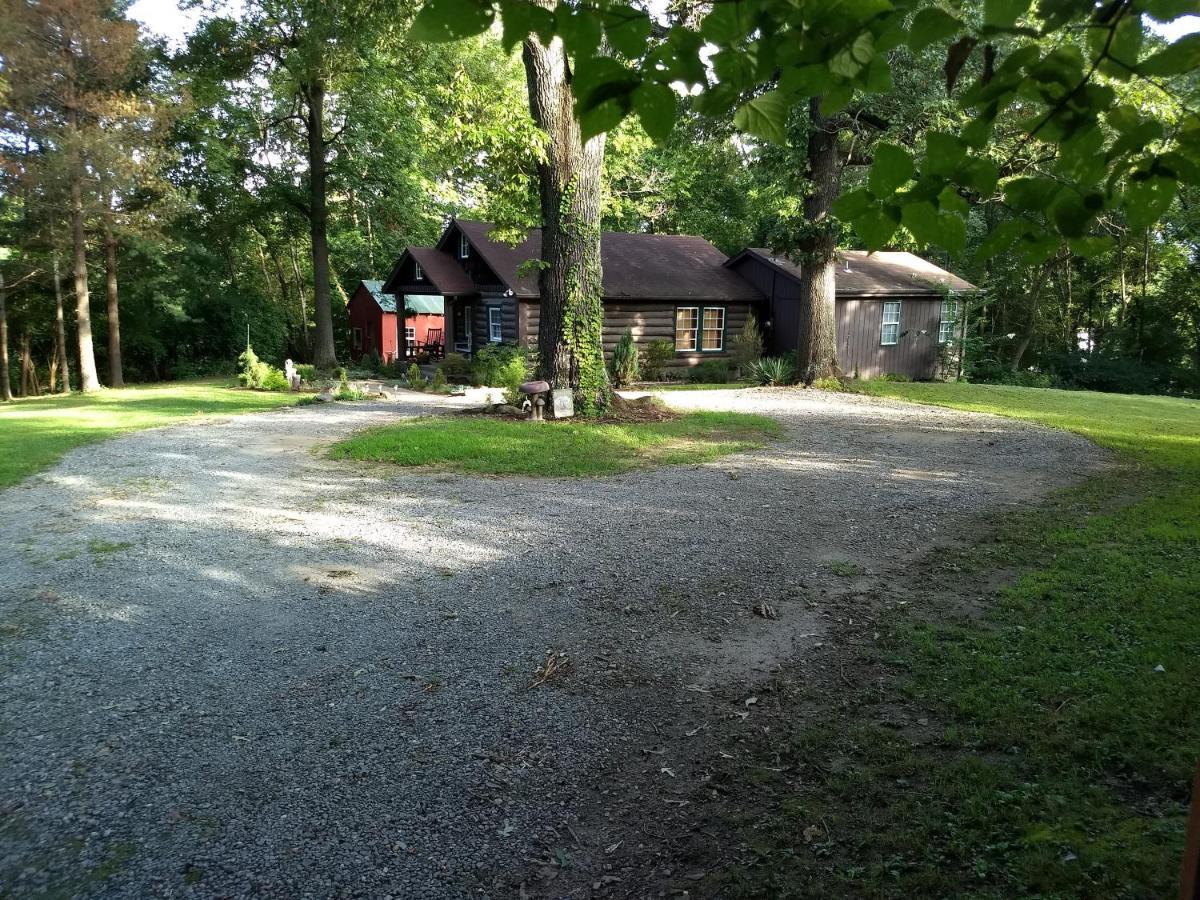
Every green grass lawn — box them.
[0,380,308,489]
[329,411,781,477]
[716,382,1200,898]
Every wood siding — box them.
[726,257,796,356]
[836,297,944,379]
[520,300,756,368]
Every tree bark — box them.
[522,33,609,412]
[304,79,337,369]
[796,98,842,382]
[1010,263,1052,372]
[0,268,11,402]
[103,199,124,388]
[65,57,102,392]
[52,253,72,393]
[19,332,42,397]
[289,241,311,357]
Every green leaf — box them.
[924,132,966,177]
[556,5,603,57]
[901,201,965,254]
[1068,235,1115,257]
[984,0,1032,28]
[603,4,653,58]
[499,0,554,50]
[410,0,493,42]
[1138,33,1200,76]
[1004,176,1061,212]
[1124,175,1177,231]
[829,32,875,79]
[854,205,900,250]
[956,157,1000,195]
[733,91,790,144]
[869,143,914,197]
[573,57,640,139]
[976,218,1030,261]
[820,82,854,115]
[908,8,962,52]
[632,82,677,142]
[832,187,875,220]
[1049,190,1091,238]
[938,185,969,217]
[778,64,830,98]
[701,0,756,44]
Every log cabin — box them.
[381,219,977,380]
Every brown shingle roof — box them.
[455,219,764,301]
[382,247,475,296]
[730,248,977,296]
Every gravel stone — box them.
[0,388,1106,897]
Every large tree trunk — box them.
[53,254,72,393]
[289,242,311,358]
[70,171,102,392]
[305,80,337,369]
[1010,263,1052,372]
[0,269,11,402]
[522,34,609,412]
[796,98,842,382]
[103,200,124,388]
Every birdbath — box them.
[519,380,551,421]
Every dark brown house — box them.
[383,219,977,380]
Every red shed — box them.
[346,280,445,363]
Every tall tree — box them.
[0,266,10,402]
[522,31,609,408]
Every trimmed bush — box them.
[260,367,290,392]
[296,364,316,383]
[609,329,640,387]
[430,368,447,392]
[406,363,427,390]
[472,345,529,403]
[689,359,732,383]
[438,353,472,383]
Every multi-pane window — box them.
[488,306,503,342]
[881,301,901,345]
[414,262,423,281]
[675,307,699,351]
[701,308,726,351]
[938,298,958,344]
[352,327,363,349]
[405,326,416,341]
[459,233,470,259]
[675,306,726,352]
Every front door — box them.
[455,303,473,355]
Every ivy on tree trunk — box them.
[522,31,610,413]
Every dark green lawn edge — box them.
[328,411,782,477]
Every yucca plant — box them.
[748,356,797,386]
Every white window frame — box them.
[413,261,423,281]
[701,307,726,352]
[405,326,416,342]
[675,306,699,352]
[881,301,901,346]
[459,233,469,259]
[488,306,503,343]
[352,327,363,350]
[938,298,958,344]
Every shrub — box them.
[438,353,473,383]
[640,340,675,381]
[360,350,383,373]
[237,345,270,389]
[406,363,427,390]
[260,367,290,392]
[430,368,447,392]
[689,359,732,383]
[811,376,844,392]
[876,372,913,383]
[748,356,797,386]
[296,364,316,384]
[609,329,640,387]
[472,345,529,402]
[729,312,764,377]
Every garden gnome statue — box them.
[285,359,301,392]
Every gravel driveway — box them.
[0,388,1106,898]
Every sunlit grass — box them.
[329,411,782,477]
[0,380,307,489]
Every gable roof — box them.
[359,280,397,312]
[404,295,444,315]
[726,248,977,296]
[382,247,475,296]
[452,219,763,301]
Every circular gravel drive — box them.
[0,388,1106,898]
